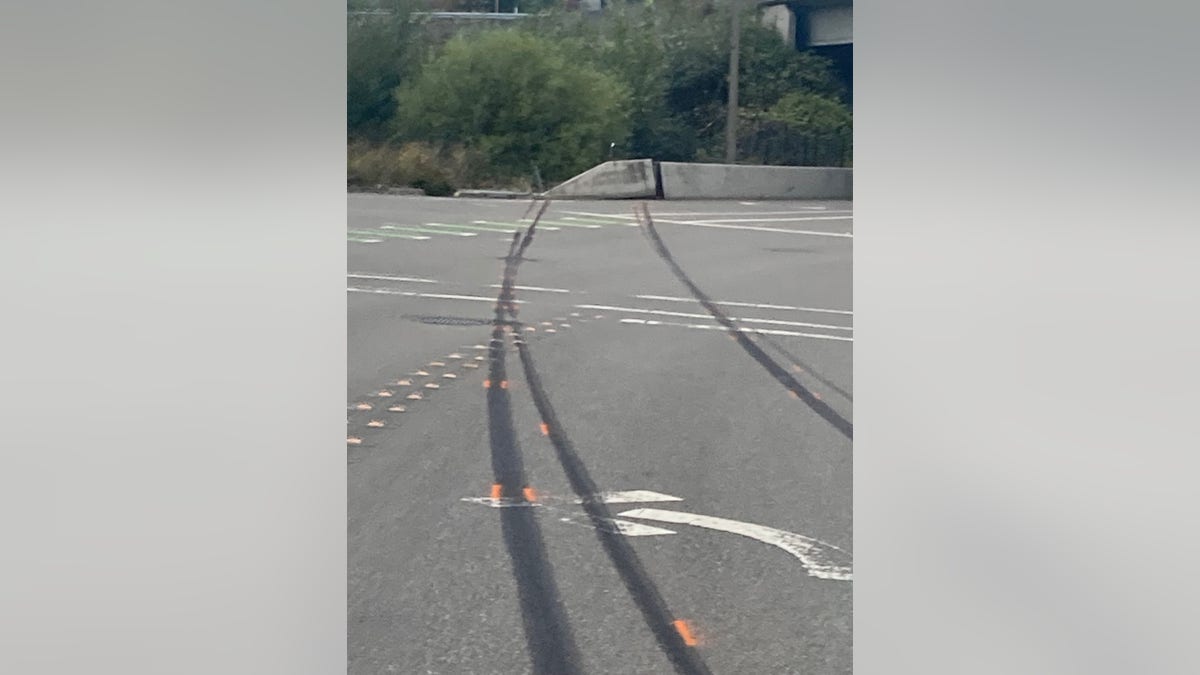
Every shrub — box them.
[391,30,632,182]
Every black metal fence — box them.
[738,119,852,168]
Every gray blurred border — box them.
[857,1,1200,673]
[0,1,345,673]
[3,0,1200,673]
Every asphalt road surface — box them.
[347,194,853,675]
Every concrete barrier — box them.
[543,159,657,199]
[658,162,852,200]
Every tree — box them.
[347,0,425,140]
[392,30,631,181]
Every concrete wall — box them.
[762,5,797,45]
[808,6,853,46]
[543,159,658,199]
[658,162,852,200]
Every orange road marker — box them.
[673,619,699,647]
[539,422,549,436]
[347,437,362,446]
[354,403,372,411]
[522,486,538,503]
[490,483,503,500]
[499,380,509,389]
[367,420,384,428]
[483,379,492,389]
[376,390,393,397]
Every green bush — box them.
[348,141,488,194]
[391,30,632,182]
[764,92,852,133]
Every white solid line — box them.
[562,209,848,218]
[348,238,383,244]
[576,304,852,332]
[559,211,634,220]
[690,216,853,223]
[574,490,686,505]
[655,220,852,238]
[634,294,852,316]
[347,273,439,284]
[487,284,572,294]
[618,317,852,342]
[347,287,522,303]
[618,508,852,581]
[475,220,561,231]
[381,224,476,237]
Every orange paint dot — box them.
[788,390,800,399]
[499,380,509,390]
[522,486,538,503]
[673,619,699,647]
[483,379,492,389]
[490,483,503,500]
[539,422,549,436]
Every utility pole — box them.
[724,0,740,163]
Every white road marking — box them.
[380,224,476,237]
[565,517,677,537]
[563,209,846,218]
[634,294,852,316]
[690,216,852,223]
[618,317,852,342]
[574,490,685,504]
[656,220,852,237]
[348,238,384,244]
[347,273,439,284]
[576,304,852,332]
[475,220,561,231]
[619,508,853,581]
[461,496,676,535]
[487,284,572,294]
[347,287,523,303]
[460,497,541,509]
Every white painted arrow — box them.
[574,490,685,505]
[619,508,852,581]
